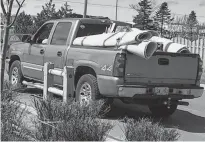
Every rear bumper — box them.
[97,75,204,99]
[118,85,204,99]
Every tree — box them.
[130,0,153,30]
[14,11,34,34]
[0,0,25,93]
[153,2,173,36]
[57,2,73,18]
[186,11,198,41]
[33,0,58,30]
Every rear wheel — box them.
[75,74,113,116]
[76,74,99,105]
[148,103,177,117]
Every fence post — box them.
[43,62,54,101]
[194,39,197,54]
[202,37,205,61]
[63,66,74,103]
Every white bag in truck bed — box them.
[73,28,152,46]
[119,41,157,60]
[150,36,190,53]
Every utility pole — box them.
[115,0,118,20]
[83,0,88,18]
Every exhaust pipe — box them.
[163,100,189,107]
[178,101,189,106]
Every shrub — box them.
[123,117,180,141]
[1,84,32,141]
[33,99,113,141]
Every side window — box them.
[51,22,72,45]
[33,23,54,44]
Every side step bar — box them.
[22,80,63,97]
[22,81,44,90]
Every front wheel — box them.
[9,60,25,90]
[148,104,177,117]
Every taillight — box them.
[196,58,203,86]
[113,53,126,77]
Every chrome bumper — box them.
[118,86,204,98]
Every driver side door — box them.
[22,23,54,81]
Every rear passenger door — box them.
[44,22,72,86]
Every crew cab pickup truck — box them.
[6,18,204,117]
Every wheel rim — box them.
[79,82,92,105]
[11,67,19,85]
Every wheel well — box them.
[75,66,96,87]
[9,55,20,70]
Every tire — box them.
[76,74,100,104]
[9,60,25,91]
[75,74,113,116]
[148,104,177,117]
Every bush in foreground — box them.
[33,99,113,141]
[123,117,180,141]
[1,83,31,141]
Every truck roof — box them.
[47,18,132,26]
[48,18,112,25]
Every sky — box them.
[1,0,205,23]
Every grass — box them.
[33,99,113,141]
[123,117,180,141]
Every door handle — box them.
[40,49,44,54]
[57,51,62,57]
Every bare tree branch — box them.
[1,0,7,15]
[8,0,25,28]
[8,0,14,15]
[16,0,20,6]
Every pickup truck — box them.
[6,18,204,117]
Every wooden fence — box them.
[171,36,205,67]
[23,62,74,103]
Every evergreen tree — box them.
[130,0,153,30]
[57,2,73,18]
[34,0,58,30]
[33,0,75,31]
[14,11,34,34]
[186,11,198,41]
[153,2,172,36]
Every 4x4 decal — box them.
[101,65,113,72]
